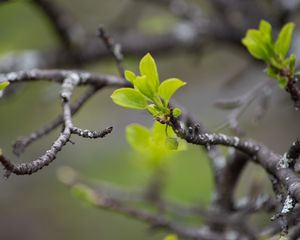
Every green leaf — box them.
[139,53,160,91]
[265,66,278,79]
[259,20,275,58]
[242,30,270,61]
[158,78,186,106]
[126,122,187,169]
[172,108,182,118]
[152,122,173,141]
[111,88,147,109]
[165,137,179,150]
[147,104,162,117]
[71,184,97,205]
[0,82,9,91]
[126,124,151,152]
[164,234,178,240]
[277,76,288,88]
[270,57,283,69]
[133,75,156,101]
[259,20,273,45]
[124,70,136,84]
[275,22,295,58]
[288,53,296,72]
[259,20,272,39]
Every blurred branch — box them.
[58,167,259,239]
[0,30,210,72]
[143,0,206,23]
[31,0,85,48]
[58,167,223,240]
[215,80,275,135]
[97,26,125,78]
[213,150,249,211]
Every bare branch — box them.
[13,86,100,156]
[170,115,300,205]
[31,0,84,48]
[58,168,225,240]
[0,71,120,176]
[0,69,126,87]
[215,80,274,135]
[97,26,125,78]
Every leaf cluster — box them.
[111,53,187,168]
[111,53,185,120]
[126,122,186,169]
[242,20,296,88]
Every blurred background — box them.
[1,0,300,239]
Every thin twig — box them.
[13,86,100,156]
[97,26,125,78]
[31,0,84,48]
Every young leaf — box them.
[159,78,186,106]
[164,234,178,240]
[111,88,147,109]
[277,76,288,89]
[71,184,97,205]
[265,67,278,79]
[242,30,270,61]
[275,22,295,58]
[259,20,272,40]
[124,70,136,84]
[126,122,187,169]
[133,75,156,101]
[152,122,176,143]
[172,108,182,118]
[126,124,151,152]
[288,53,296,72]
[259,20,276,58]
[0,82,9,91]
[270,57,284,69]
[147,104,161,117]
[139,53,160,91]
[165,137,179,150]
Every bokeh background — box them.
[1,0,300,239]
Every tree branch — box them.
[0,70,123,176]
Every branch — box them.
[97,26,125,78]
[282,70,300,109]
[57,167,228,240]
[169,115,300,204]
[0,69,126,87]
[213,150,249,211]
[0,70,125,176]
[13,86,99,156]
[215,80,275,135]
